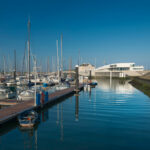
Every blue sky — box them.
[0,0,150,71]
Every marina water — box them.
[1,79,150,150]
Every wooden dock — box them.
[0,85,83,125]
[0,99,19,106]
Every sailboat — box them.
[55,83,69,91]
[55,35,70,90]
[18,19,35,101]
[27,18,34,87]
[18,58,39,127]
[0,86,16,99]
[17,90,34,101]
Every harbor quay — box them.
[0,84,84,125]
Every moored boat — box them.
[18,90,34,101]
[18,110,38,128]
[88,80,98,87]
[55,83,70,91]
[0,86,16,99]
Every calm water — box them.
[1,79,150,150]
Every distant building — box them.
[79,63,95,76]
[78,62,144,78]
[96,63,144,71]
[95,63,144,78]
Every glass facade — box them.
[109,67,130,71]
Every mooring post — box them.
[89,70,92,84]
[75,65,79,93]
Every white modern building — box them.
[95,63,144,78]
[96,63,144,71]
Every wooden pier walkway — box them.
[0,99,19,106]
[0,85,83,125]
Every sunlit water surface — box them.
[1,79,150,150]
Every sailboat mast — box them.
[47,56,50,74]
[8,54,10,73]
[78,49,80,65]
[3,56,6,75]
[28,18,31,83]
[69,57,72,77]
[14,49,16,82]
[56,40,59,78]
[61,34,63,74]
[52,56,54,72]
[22,41,27,75]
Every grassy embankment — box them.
[130,73,150,97]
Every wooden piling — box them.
[75,65,79,93]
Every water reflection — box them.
[41,110,49,122]
[93,87,97,110]
[2,79,150,150]
[19,127,38,150]
[97,79,135,94]
[56,104,59,125]
[60,104,64,141]
[18,110,47,150]
[75,95,79,121]
[89,86,92,100]
[35,130,38,150]
[21,129,34,149]
[56,103,64,141]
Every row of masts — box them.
[1,50,16,77]
[0,19,77,78]
[0,16,98,76]
[0,53,73,75]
